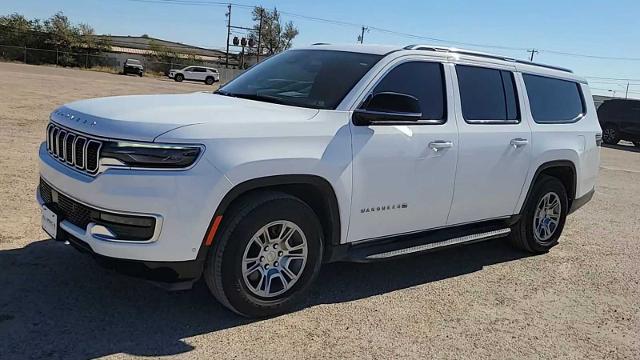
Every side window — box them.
[372,61,446,121]
[456,65,519,122]
[193,67,206,72]
[523,74,585,123]
[184,67,194,72]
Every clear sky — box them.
[2,0,640,98]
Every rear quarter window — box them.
[523,74,585,123]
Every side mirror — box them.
[353,92,422,125]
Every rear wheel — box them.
[510,175,568,253]
[602,125,620,145]
[204,191,324,317]
[174,73,184,82]
[205,76,215,85]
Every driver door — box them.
[347,59,459,242]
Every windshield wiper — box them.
[216,92,291,106]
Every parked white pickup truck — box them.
[38,44,600,317]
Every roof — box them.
[299,43,400,55]
[99,35,227,58]
[302,43,585,83]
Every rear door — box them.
[447,63,532,225]
[620,101,640,139]
[193,67,208,81]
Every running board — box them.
[344,220,512,263]
[365,228,511,260]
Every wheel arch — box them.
[204,174,342,256]
[517,160,577,216]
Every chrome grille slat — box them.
[45,123,101,175]
[57,130,66,158]
[65,133,76,163]
[75,137,86,169]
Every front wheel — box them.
[174,73,184,82]
[602,126,619,145]
[204,191,324,317]
[510,175,568,253]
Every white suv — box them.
[169,66,220,85]
[37,44,601,317]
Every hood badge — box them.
[54,110,97,126]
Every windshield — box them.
[127,59,141,65]
[218,50,383,109]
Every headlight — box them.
[100,141,202,168]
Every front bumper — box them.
[38,142,232,262]
[59,227,206,285]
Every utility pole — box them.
[625,81,630,99]
[527,49,538,62]
[358,26,368,44]
[225,3,231,68]
[256,8,263,64]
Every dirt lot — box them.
[0,62,638,359]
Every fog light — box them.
[90,223,118,240]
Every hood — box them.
[52,92,320,142]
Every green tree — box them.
[251,7,299,56]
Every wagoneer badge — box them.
[361,203,408,213]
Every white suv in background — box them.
[38,44,601,317]
[169,66,220,85]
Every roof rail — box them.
[403,44,573,73]
[311,42,331,46]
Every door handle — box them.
[510,138,529,148]
[429,140,453,152]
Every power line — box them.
[118,0,640,63]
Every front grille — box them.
[39,178,157,241]
[46,123,102,175]
[39,178,94,230]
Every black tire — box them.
[138,72,143,77]
[510,175,568,253]
[602,125,620,145]
[174,73,184,82]
[205,76,215,85]
[204,191,324,317]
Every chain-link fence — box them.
[0,44,244,83]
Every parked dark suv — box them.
[123,59,144,77]
[598,99,640,147]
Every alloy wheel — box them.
[241,220,308,298]
[602,127,617,143]
[533,192,562,243]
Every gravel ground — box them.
[0,62,638,359]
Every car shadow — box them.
[602,142,640,153]
[0,237,529,358]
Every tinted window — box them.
[371,62,446,121]
[192,67,206,72]
[457,65,519,122]
[598,100,640,123]
[523,74,584,123]
[220,50,382,110]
